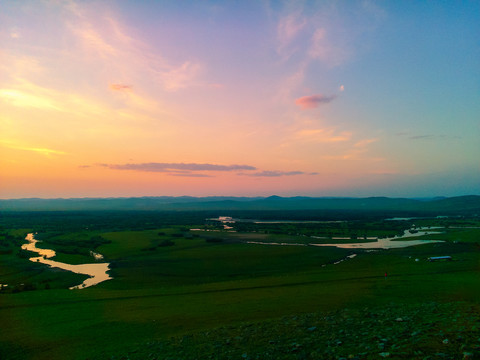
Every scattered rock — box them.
[120,301,480,360]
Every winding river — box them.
[22,233,112,290]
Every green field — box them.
[1,212,479,359]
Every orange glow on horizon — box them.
[1,1,478,198]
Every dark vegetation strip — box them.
[0,209,471,231]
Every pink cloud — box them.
[295,94,336,109]
[99,162,256,172]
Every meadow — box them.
[0,211,479,359]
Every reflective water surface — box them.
[22,233,112,289]
[311,229,444,249]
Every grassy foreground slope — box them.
[121,301,480,360]
[0,212,479,359]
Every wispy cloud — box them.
[242,170,306,177]
[99,162,256,173]
[63,2,205,92]
[109,83,132,92]
[308,28,350,67]
[0,141,67,156]
[0,88,61,111]
[396,133,461,141]
[276,10,306,59]
[294,128,352,143]
[25,147,67,156]
[161,61,203,91]
[354,138,378,148]
[274,2,384,102]
[295,94,337,109]
[0,53,45,79]
[322,138,380,161]
[170,173,213,178]
[0,80,120,119]
[9,28,20,39]
[409,135,435,140]
[94,162,316,179]
[72,24,117,59]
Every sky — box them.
[1,0,479,199]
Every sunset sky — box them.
[1,1,479,199]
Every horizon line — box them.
[1,194,478,201]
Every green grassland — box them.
[0,228,89,292]
[0,212,479,359]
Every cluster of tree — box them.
[0,282,38,293]
[230,220,410,238]
[0,235,13,255]
[0,211,217,233]
[33,233,112,257]
[0,228,28,255]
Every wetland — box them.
[21,233,111,289]
[0,205,479,359]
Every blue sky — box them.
[0,0,479,198]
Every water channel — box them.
[22,233,112,290]
[246,227,444,249]
[311,228,444,249]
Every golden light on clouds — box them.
[0,1,478,198]
[0,89,60,111]
[10,146,67,156]
[294,128,352,143]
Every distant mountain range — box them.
[0,195,479,215]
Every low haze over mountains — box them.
[1,196,479,215]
